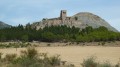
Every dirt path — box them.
[0,46,120,67]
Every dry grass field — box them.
[0,45,120,67]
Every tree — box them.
[21,35,29,42]
[0,35,6,42]
[41,32,55,42]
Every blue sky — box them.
[0,0,120,31]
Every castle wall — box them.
[35,10,82,29]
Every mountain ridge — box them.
[0,21,11,29]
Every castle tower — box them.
[60,10,67,21]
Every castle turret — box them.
[60,10,67,22]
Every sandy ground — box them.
[0,46,120,67]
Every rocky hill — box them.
[31,10,118,32]
[72,12,117,32]
[0,21,11,29]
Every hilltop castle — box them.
[32,10,117,32]
[33,10,79,29]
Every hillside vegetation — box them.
[0,24,120,42]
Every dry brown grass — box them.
[0,45,120,67]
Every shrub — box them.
[76,42,79,45]
[13,47,43,67]
[81,56,98,67]
[0,53,2,59]
[47,44,51,46]
[99,61,112,67]
[101,42,105,46]
[0,47,65,67]
[15,56,43,67]
[66,64,75,67]
[4,54,17,63]
[82,43,85,46]
[81,56,116,67]
[47,55,61,66]
[20,47,38,59]
[43,54,61,66]
[98,42,101,45]
[115,61,120,67]
[115,64,119,67]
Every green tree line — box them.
[0,24,120,42]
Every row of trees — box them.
[0,24,120,42]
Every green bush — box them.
[81,56,115,67]
[12,47,45,67]
[17,47,61,67]
[20,47,38,59]
[15,56,43,67]
[4,54,17,62]
[81,56,98,67]
[99,61,112,67]
[46,55,61,66]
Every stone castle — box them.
[33,10,82,29]
[32,10,117,32]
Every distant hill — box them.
[72,12,118,32]
[0,21,11,29]
[31,10,118,32]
